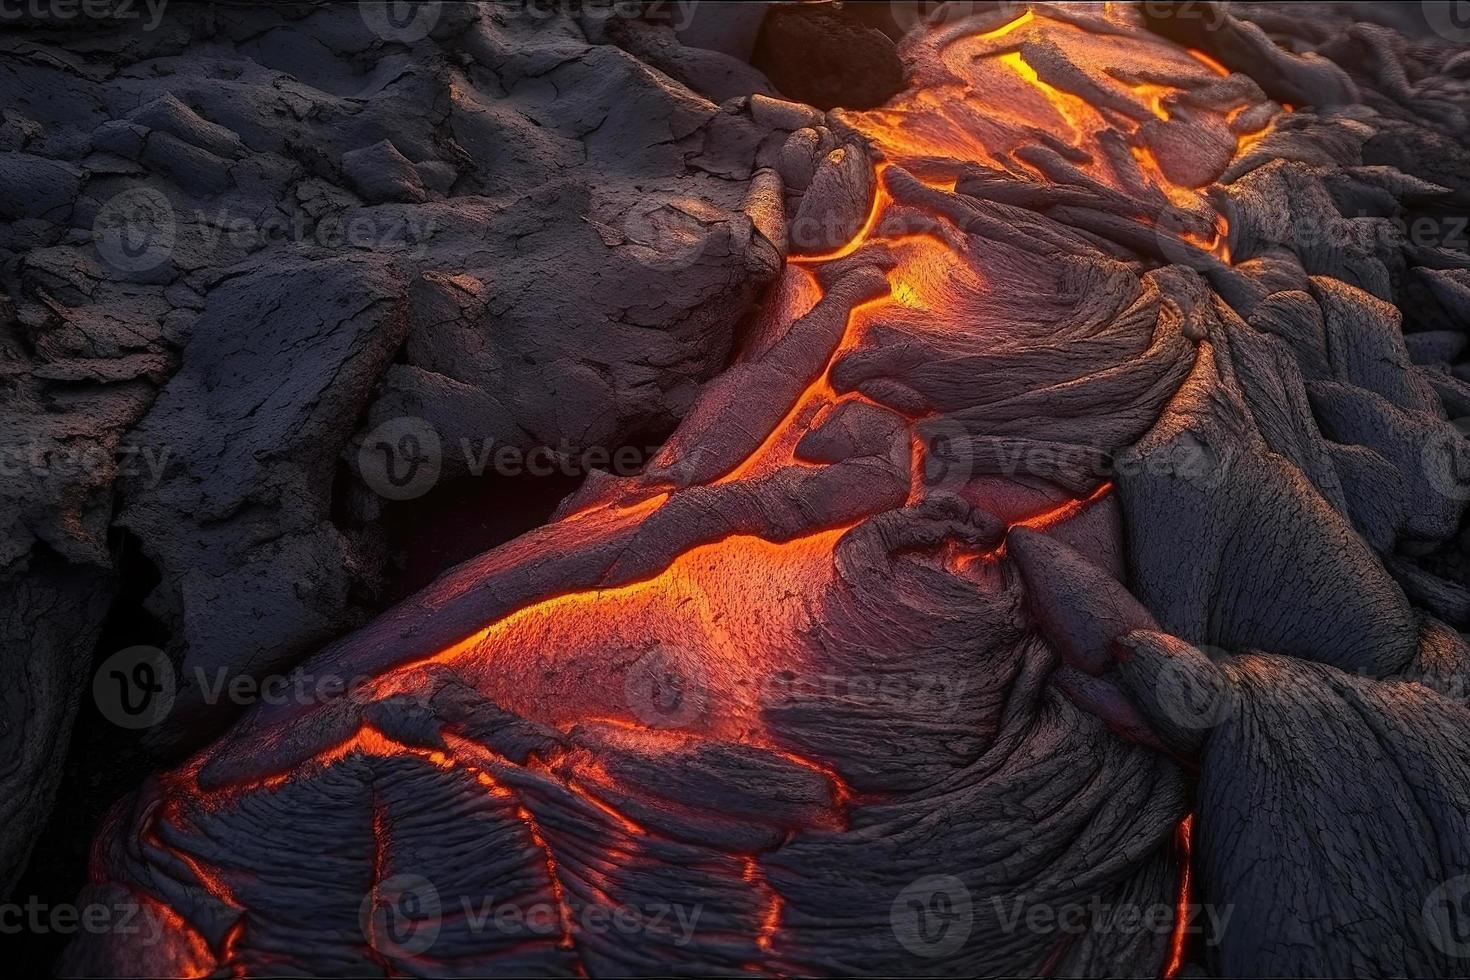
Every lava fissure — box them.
[60,3,1451,978]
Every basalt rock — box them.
[1,0,782,900]
[5,2,1470,978]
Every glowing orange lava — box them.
[1163,814,1195,979]
[123,8,1252,975]
[839,7,1287,265]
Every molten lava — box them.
[102,6,1285,975]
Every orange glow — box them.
[420,528,852,739]
[1162,814,1195,979]
[998,50,1087,137]
[960,482,1114,567]
[1131,82,1176,121]
[976,9,1035,42]
[1186,48,1231,77]
[788,164,889,265]
[839,6,1289,267]
[140,893,216,978]
[741,856,784,954]
[1013,481,1113,532]
[125,10,1266,976]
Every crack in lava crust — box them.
[65,6,1308,977]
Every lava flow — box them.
[76,6,1283,977]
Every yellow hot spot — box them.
[892,280,922,309]
[1131,82,1175,121]
[999,50,1086,135]
[975,8,1035,42]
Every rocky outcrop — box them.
[7,2,1470,977]
[1,1,784,896]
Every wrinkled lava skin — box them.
[60,4,1470,978]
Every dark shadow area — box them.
[383,464,586,601]
[10,530,171,976]
[753,2,906,110]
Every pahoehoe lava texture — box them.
[2,1,1469,977]
[2,0,782,827]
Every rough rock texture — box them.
[752,4,907,111]
[6,1,1470,977]
[1,1,782,897]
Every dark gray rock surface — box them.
[1,0,781,904]
[3,2,1470,978]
